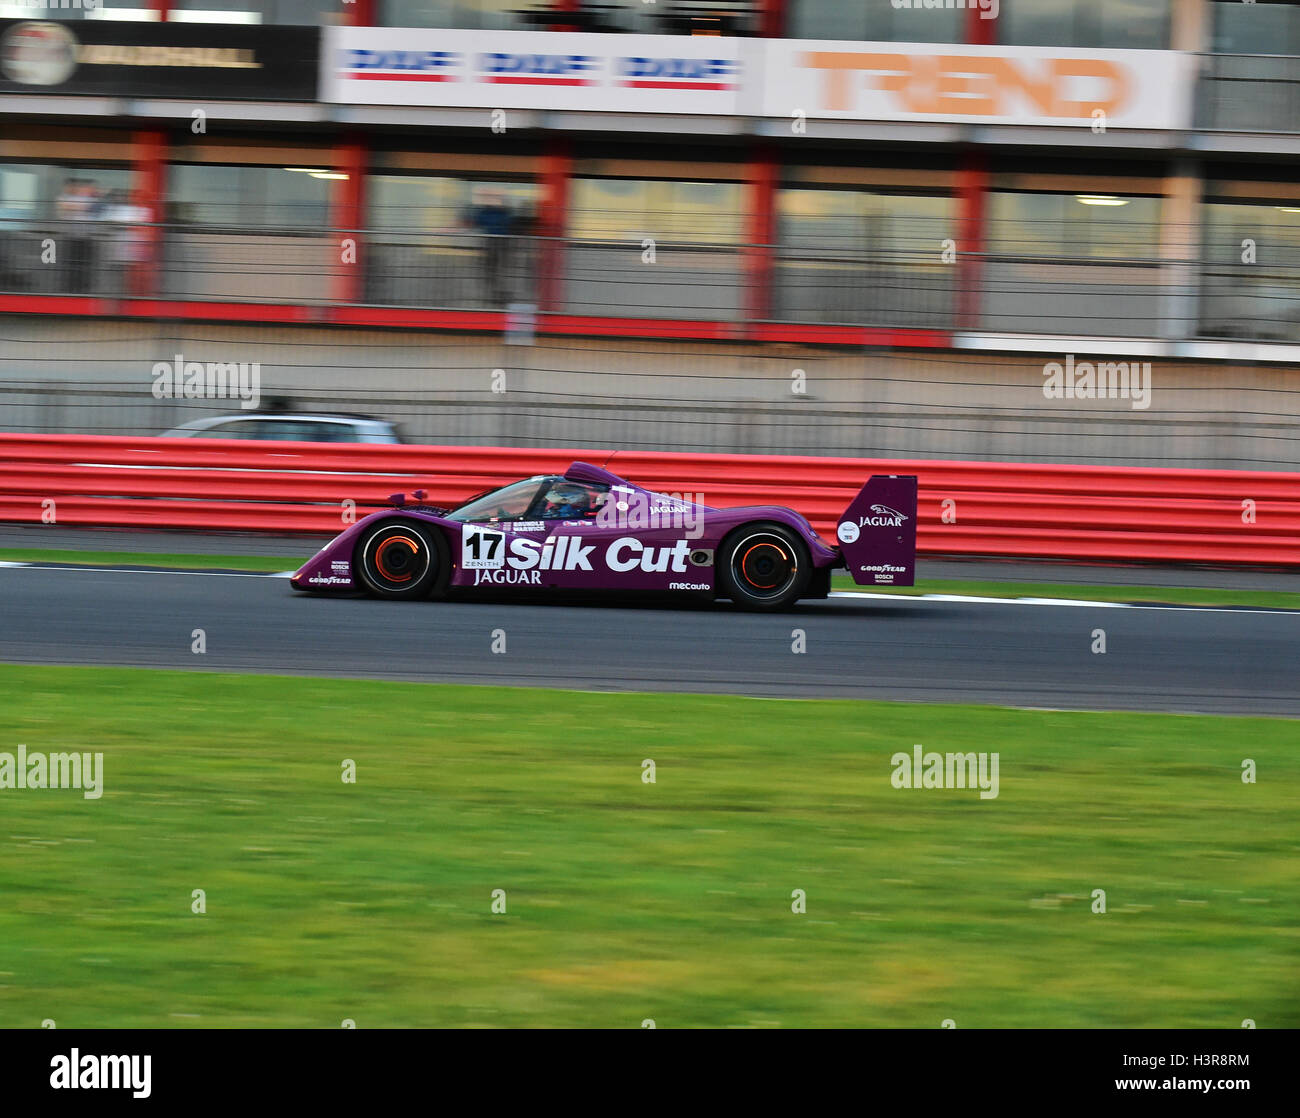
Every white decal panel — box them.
[461,525,506,570]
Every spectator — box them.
[53,177,80,220]
[55,177,100,294]
[465,187,514,305]
[101,189,151,298]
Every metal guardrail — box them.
[3,434,1299,565]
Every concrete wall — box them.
[0,316,1296,471]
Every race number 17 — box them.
[462,526,506,569]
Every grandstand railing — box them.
[1,220,1299,344]
[1197,52,1300,133]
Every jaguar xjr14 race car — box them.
[291,461,917,610]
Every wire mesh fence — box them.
[2,317,1299,470]
[2,219,1300,342]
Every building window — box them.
[166,165,331,229]
[778,187,953,254]
[568,177,743,244]
[774,187,955,328]
[1202,3,1300,130]
[368,175,539,233]
[1000,0,1170,50]
[364,174,540,308]
[378,0,535,30]
[553,1,757,35]
[1212,0,1300,55]
[564,176,744,319]
[0,163,133,222]
[981,190,1164,337]
[787,0,963,43]
[165,0,332,23]
[985,191,1161,260]
[376,1,758,33]
[0,163,137,297]
[1200,200,1300,341]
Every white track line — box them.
[830,590,1299,616]
[0,563,289,578]
[1,564,1295,614]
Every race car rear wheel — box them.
[357,521,447,600]
[718,522,811,611]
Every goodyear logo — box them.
[340,49,459,82]
[617,56,737,90]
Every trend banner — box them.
[762,39,1196,129]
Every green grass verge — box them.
[1,664,1295,1028]
[0,548,299,572]
[831,574,1300,610]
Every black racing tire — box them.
[717,521,811,611]
[356,520,449,600]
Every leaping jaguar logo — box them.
[869,504,909,521]
[854,503,909,528]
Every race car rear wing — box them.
[835,475,919,587]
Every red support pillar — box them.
[966,0,997,45]
[151,0,170,20]
[761,0,785,39]
[537,140,571,313]
[129,129,166,299]
[330,137,367,307]
[955,154,987,332]
[956,7,994,332]
[743,146,778,329]
[552,0,580,33]
[348,0,376,27]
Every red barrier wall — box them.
[1,435,1297,565]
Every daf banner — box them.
[322,27,1194,132]
[323,27,748,116]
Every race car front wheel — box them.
[357,521,447,600]
[718,522,811,611]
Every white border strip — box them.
[830,590,1299,616]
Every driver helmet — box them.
[544,483,592,516]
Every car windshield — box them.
[445,478,554,522]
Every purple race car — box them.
[291,461,917,610]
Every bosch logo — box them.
[341,49,459,82]
[618,56,737,89]
[479,53,598,85]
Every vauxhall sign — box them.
[0,19,319,100]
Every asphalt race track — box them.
[2,563,1298,715]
